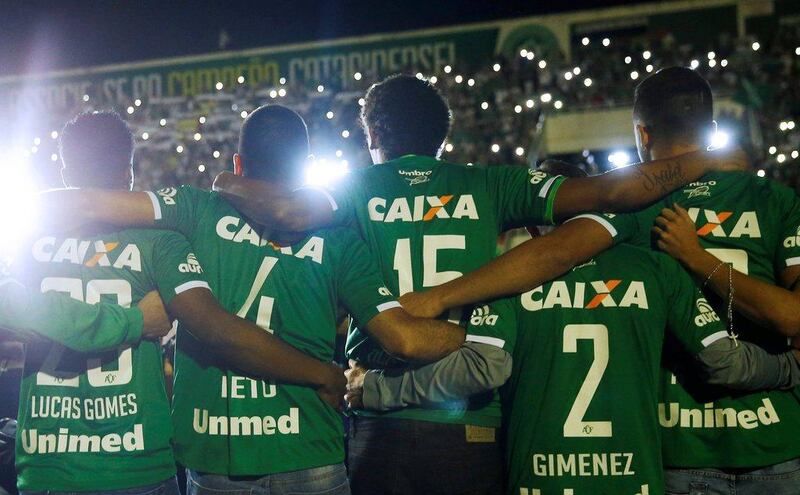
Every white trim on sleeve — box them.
[376,301,402,313]
[296,186,339,212]
[567,214,618,238]
[145,191,163,220]
[466,334,506,349]
[538,176,560,199]
[701,330,729,348]
[174,280,211,295]
[786,256,800,267]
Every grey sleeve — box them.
[361,342,512,412]
[697,338,800,391]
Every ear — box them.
[233,153,243,176]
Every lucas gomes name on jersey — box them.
[148,185,396,476]
[604,171,800,468]
[327,155,564,427]
[504,245,726,495]
[15,228,206,492]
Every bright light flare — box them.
[0,149,38,258]
[709,130,730,149]
[304,158,349,187]
[608,150,631,168]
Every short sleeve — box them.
[777,195,800,270]
[662,255,728,355]
[465,297,517,355]
[332,230,399,328]
[147,231,211,307]
[145,185,206,240]
[565,212,638,246]
[320,173,359,227]
[0,277,143,351]
[488,166,565,229]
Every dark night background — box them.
[0,0,662,76]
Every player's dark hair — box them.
[633,66,713,146]
[59,111,134,189]
[238,104,309,185]
[361,74,452,160]
[537,159,588,178]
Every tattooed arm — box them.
[552,147,747,222]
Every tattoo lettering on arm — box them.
[634,159,687,195]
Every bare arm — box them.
[655,205,800,337]
[212,172,335,232]
[553,148,748,222]
[362,308,465,364]
[400,218,613,317]
[37,189,156,232]
[168,288,345,405]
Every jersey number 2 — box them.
[563,324,612,438]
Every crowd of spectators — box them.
[14,23,800,193]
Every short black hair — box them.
[59,111,134,188]
[633,66,713,145]
[238,104,309,185]
[361,74,452,160]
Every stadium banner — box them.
[0,0,745,115]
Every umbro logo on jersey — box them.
[694,298,721,327]
[157,187,178,205]
[469,305,498,326]
[32,237,142,272]
[368,195,479,223]
[783,226,800,248]
[682,180,717,199]
[178,253,203,274]
[398,169,432,186]
[687,208,761,238]
[521,280,648,312]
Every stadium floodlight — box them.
[445,143,454,152]
[721,59,728,67]
[491,144,500,153]
[540,93,552,103]
[515,147,525,156]
[199,116,206,124]
[82,94,90,102]
[646,64,654,73]
[554,100,564,110]
[793,151,799,159]
[707,51,716,60]
[429,76,438,84]
[240,111,248,119]
[50,153,58,162]
[564,72,573,80]
[193,133,202,141]
[176,145,184,153]
[215,82,223,90]
[583,78,593,87]
[335,150,343,158]
[796,47,800,56]
[416,72,424,80]
[444,65,452,73]
[769,146,777,155]
[514,105,522,114]
[269,89,278,98]
[127,106,134,114]
[354,72,362,80]
[519,49,528,58]
[690,59,699,69]
[780,121,788,131]
[317,85,324,93]
[134,99,142,107]
[198,164,206,172]
[643,50,652,60]
[608,151,631,168]
[709,59,717,68]
[493,63,501,72]
[480,101,489,110]
[213,150,221,159]
[237,76,245,84]
[624,56,632,64]
[159,118,167,126]
[709,129,730,149]
[602,38,610,47]
[455,75,463,83]
[788,121,796,130]
[278,88,287,97]
[358,98,365,106]
[630,71,639,80]
[538,60,547,69]
[777,154,786,163]
[141,132,149,140]
[752,41,760,51]
[279,77,286,85]
[467,78,475,86]
[50,131,58,139]
[526,52,534,61]
[304,157,349,187]
[326,111,334,119]
[581,37,590,46]
[757,169,766,177]
[33,137,40,145]
[572,67,581,75]
[341,130,350,138]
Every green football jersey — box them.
[328,154,564,426]
[147,186,397,476]
[600,171,800,468]
[14,228,207,492]
[504,245,726,495]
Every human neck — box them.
[649,142,702,161]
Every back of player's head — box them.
[537,159,589,179]
[633,66,713,147]
[238,104,309,186]
[59,111,134,190]
[361,74,452,160]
